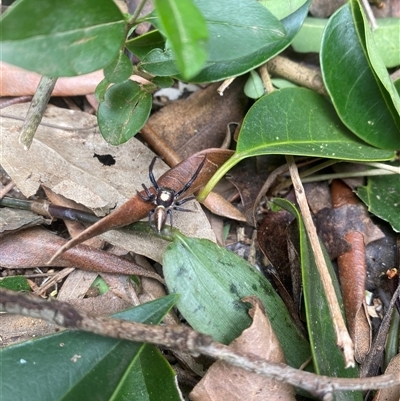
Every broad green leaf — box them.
[272,199,362,401]
[97,80,152,145]
[236,88,394,160]
[0,0,126,77]
[356,167,400,232]
[244,70,265,99]
[198,88,394,202]
[320,1,400,150]
[293,17,400,68]
[154,0,208,80]
[0,276,30,291]
[0,295,179,401]
[140,0,305,83]
[163,232,310,368]
[104,50,133,84]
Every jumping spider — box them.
[138,156,207,232]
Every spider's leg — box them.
[173,206,194,213]
[175,155,206,198]
[175,195,195,206]
[166,208,173,229]
[137,183,155,201]
[149,156,159,189]
[148,209,155,226]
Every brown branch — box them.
[1,288,400,399]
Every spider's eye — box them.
[157,188,175,207]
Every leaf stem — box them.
[127,0,150,28]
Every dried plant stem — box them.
[18,76,57,150]
[285,155,355,367]
[2,288,400,399]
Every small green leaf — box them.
[0,276,30,292]
[291,17,326,53]
[273,198,362,401]
[0,0,126,76]
[373,18,400,68]
[104,50,133,84]
[151,76,174,88]
[244,70,265,99]
[163,232,310,368]
[293,17,400,68]
[0,295,179,401]
[126,30,166,59]
[356,167,400,232]
[97,80,152,145]
[154,0,208,80]
[94,78,110,102]
[320,1,400,150]
[259,0,308,20]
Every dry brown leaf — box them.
[1,103,215,262]
[190,297,295,401]
[148,78,248,160]
[0,226,164,283]
[372,353,400,401]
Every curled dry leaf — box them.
[0,227,164,283]
[190,296,295,401]
[48,149,233,263]
[331,179,372,363]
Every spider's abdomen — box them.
[156,187,175,207]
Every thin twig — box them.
[18,76,57,150]
[1,288,400,398]
[286,155,355,367]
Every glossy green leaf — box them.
[163,231,310,368]
[273,198,362,401]
[291,17,326,53]
[373,18,400,68]
[198,88,394,202]
[259,0,308,20]
[94,78,110,102]
[97,80,152,145]
[244,70,265,99]
[0,0,126,77]
[293,17,400,68]
[356,167,400,232]
[140,0,307,83]
[320,1,400,150]
[0,276,30,291]
[154,0,208,80]
[104,51,133,84]
[0,295,179,401]
[126,30,166,59]
[237,88,395,160]
[120,345,182,401]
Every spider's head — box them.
[156,187,175,208]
